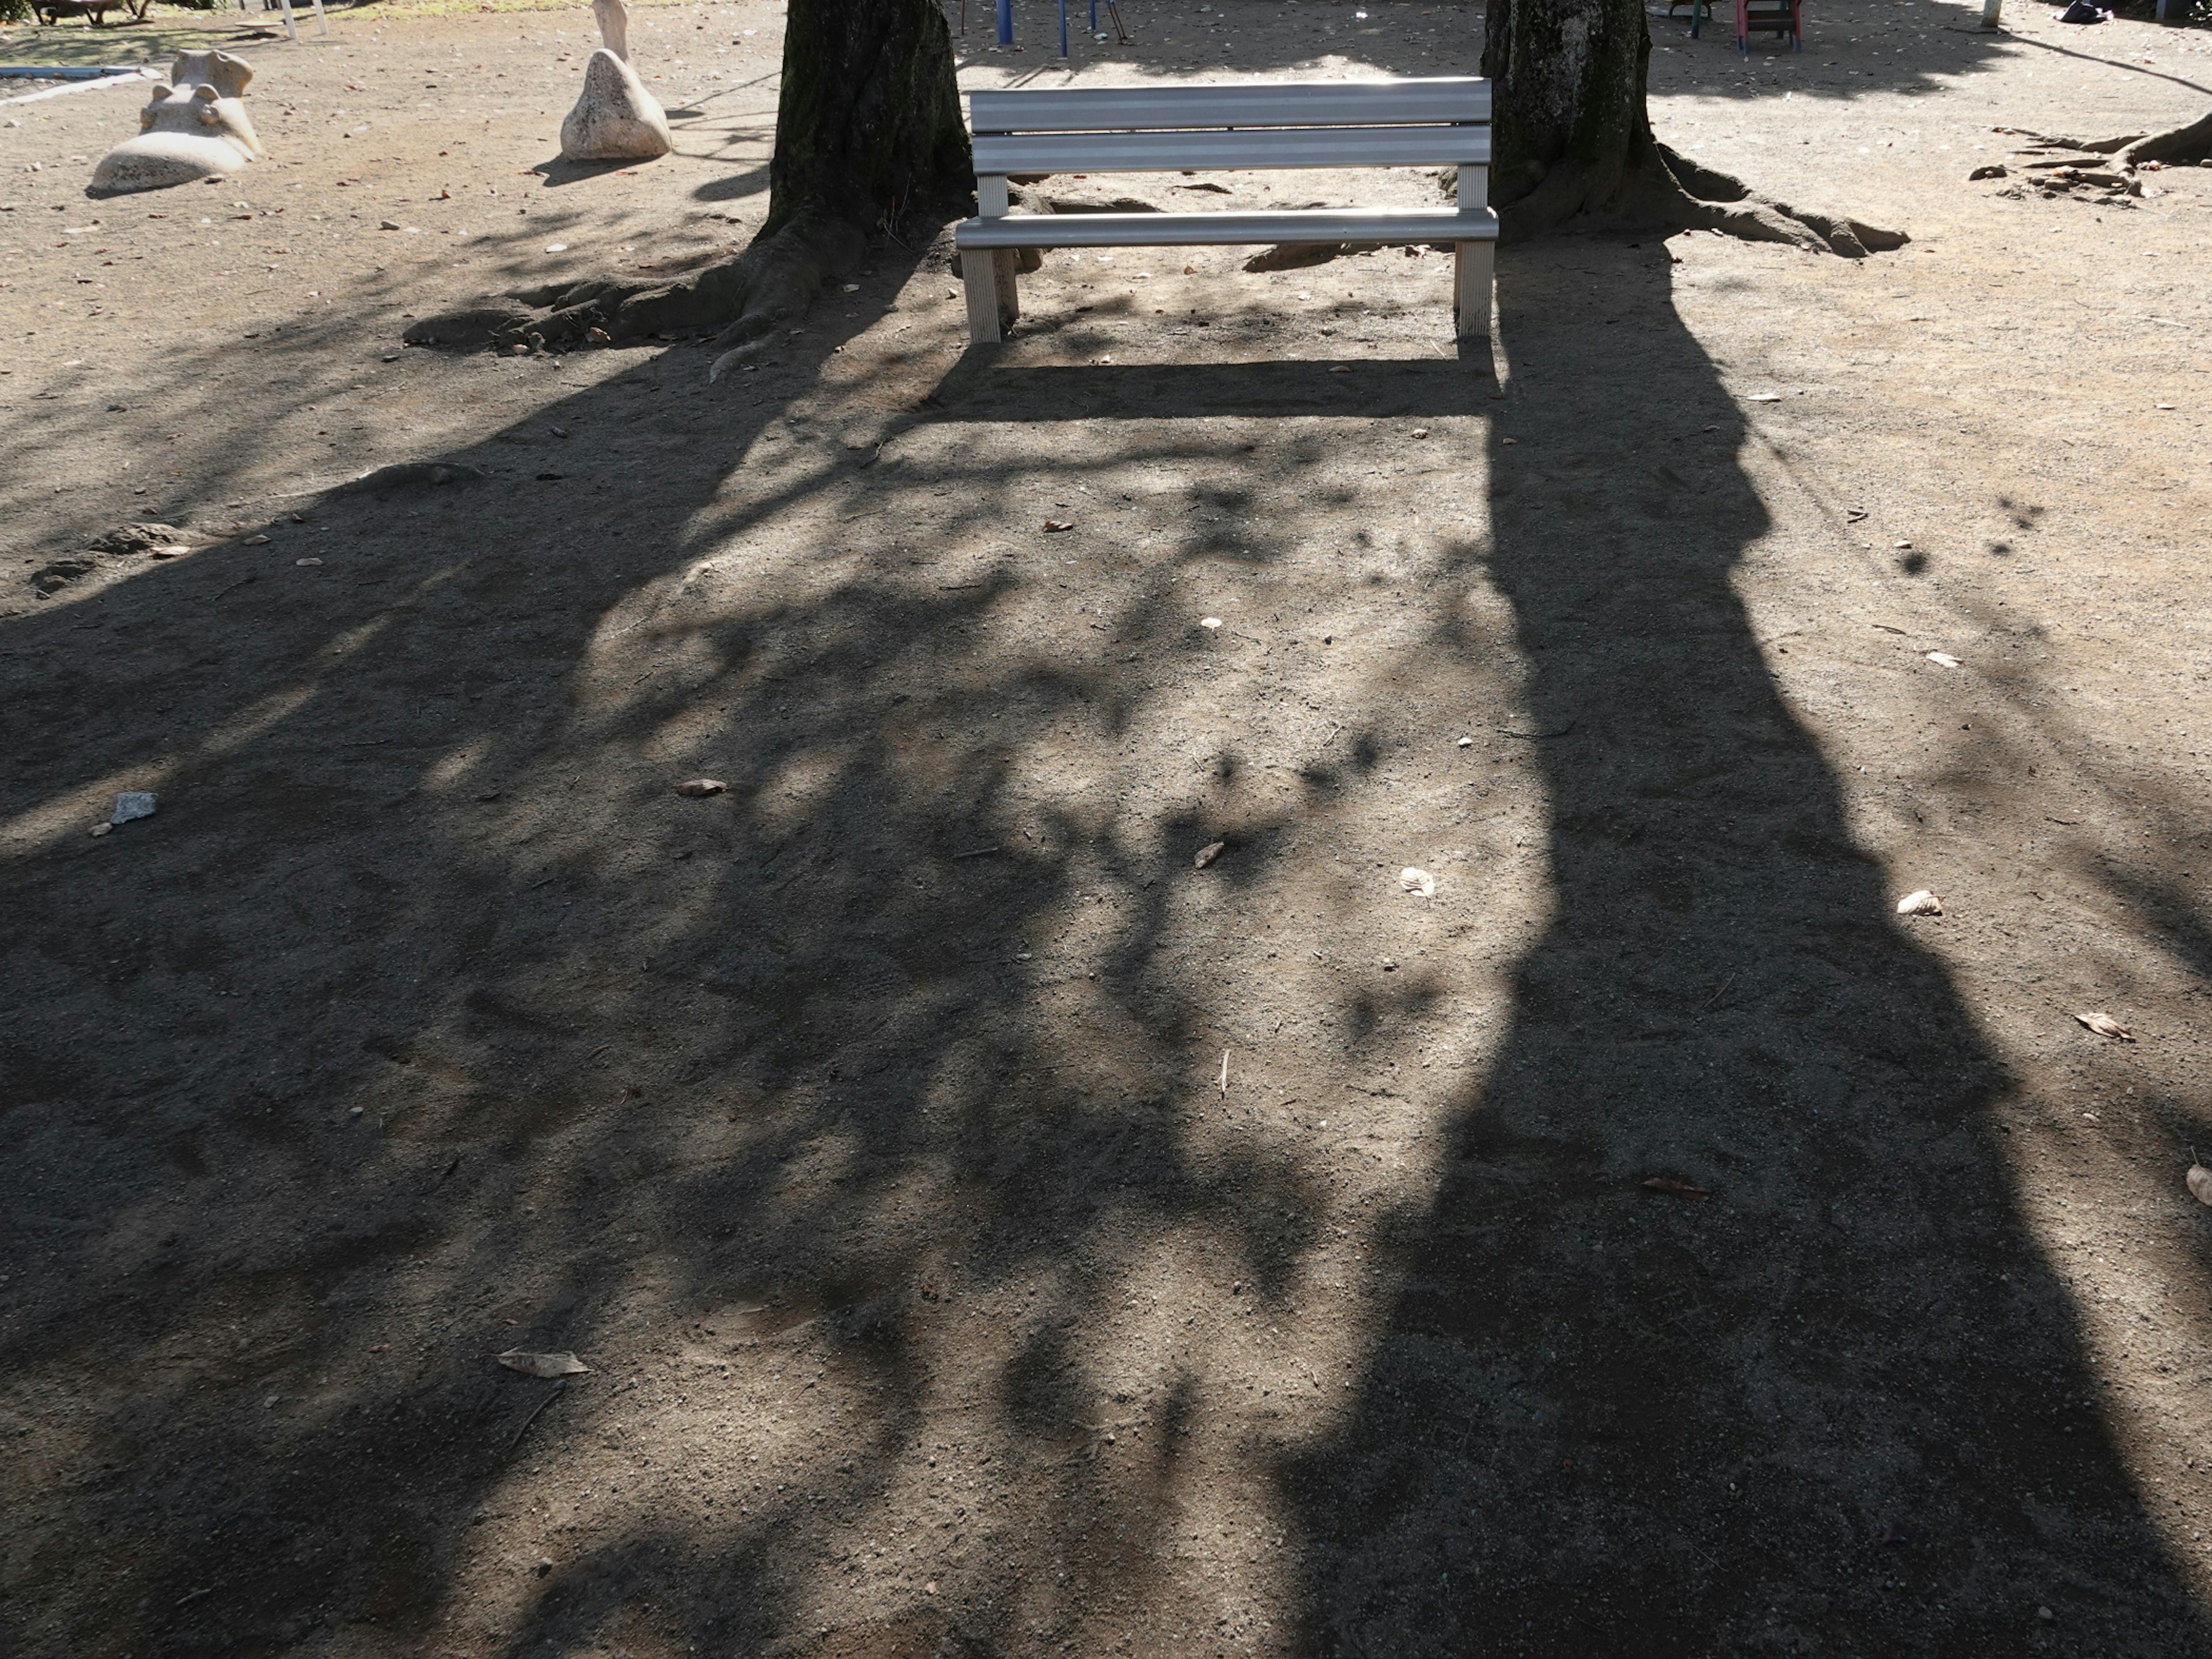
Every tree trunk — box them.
[1482,0,1906,255]
[408,0,971,370]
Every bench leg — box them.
[1454,241,1494,342]
[960,249,1022,344]
[961,249,1003,344]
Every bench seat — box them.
[954,207,1498,252]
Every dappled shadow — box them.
[0,202,1520,1654]
[1286,234,2212,1654]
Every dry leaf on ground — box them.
[675,778,726,797]
[2187,1155,2212,1207]
[1400,867,1435,898]
[1042,519,1075,533]
[1194,840,1226,870]
[1642,1176,1711,1200]
[1896,889,1943,916]
[1926,652,1962,669]
[495,1350,592,1377]
[2074,1011,2134,1041]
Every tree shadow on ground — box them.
[1286,234,2211,1657]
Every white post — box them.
[312,0,327,35]
[277,0,297,42]
[1980,0,2001,28]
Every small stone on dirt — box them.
[676,778,727,797]
[1896,889,1942,916]
[110,791,157,825]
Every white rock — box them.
[90,51,264,196]
[560,49,671,162]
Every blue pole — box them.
[997,0,1012,43]
[1060,0,1069,53]
[1090,0,1098,26]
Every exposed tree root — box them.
[1498,130,1907,257]
[2023,109,2212,168]
[404,204,868,380]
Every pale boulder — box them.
[90,50,264,196]
[559,48,671,163]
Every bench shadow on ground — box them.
[1283,236,2212,1656]
[0,218,2207,1658]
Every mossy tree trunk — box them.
[1482,0,1906,255]
[411,0,971,370]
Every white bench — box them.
[953,77,1497,347]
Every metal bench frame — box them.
[952,77,1498,347]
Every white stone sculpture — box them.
[559,48,671,163]
[592,0,630,62]
[89,51,264,196]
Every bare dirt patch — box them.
[2,2,2210,1656]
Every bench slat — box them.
[975,125,1490,176]
[970,78,1490,134]
[954,207,1497,250]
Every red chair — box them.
[1736,0,1802,51]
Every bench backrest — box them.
[968,77,1491,177]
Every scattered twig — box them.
[506,1379,566,1453]
[1701,974,1737,1012]
[953,845,1002,860]
[1219,1049,1230,1097]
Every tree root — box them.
[403,203,867,380]
[1639,141,1908,257]
[1495,134,1907,257]
[2002,111,2212,168]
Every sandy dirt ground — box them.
[3,0,2211,1654]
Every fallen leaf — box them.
[2073,1011,2134,1042]
[295,557,323,567]
[88,823,112,837]
[1642,1175,1711,1200]
[2155,402,2175,411]
[1896,889,1942,916]
[1042,519,1076,533]
[1399,866,1436,898]
[1200,617,1222,631]
[1194,840,1226,870]
[2188,1156,2212,1207]
[675,778,726,797]
[1457,736,1474,748]
[1411,427,1430,439]
[1893,540,1914,550]
[243,533,270,546]
[1748,393,1782,403]
[1183,264,1196,274]
[1926,652,1961,669]
[496,1350,591,1377]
